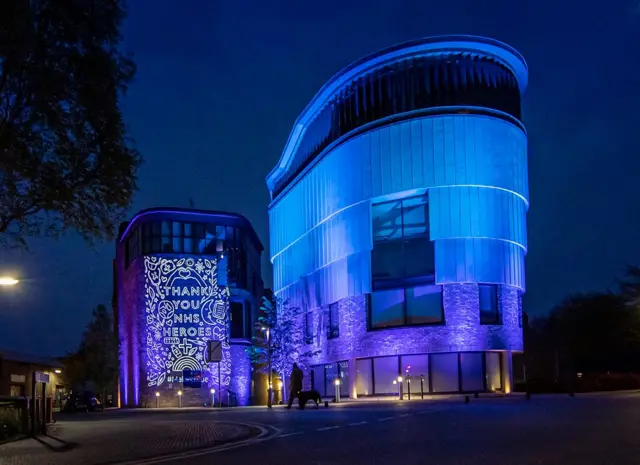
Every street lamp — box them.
[210,388,215,407]
[155,391,160,408]
[261,327,272,409]
[0,277,19,286]
[334,378,341,403]
[177,390,183,408]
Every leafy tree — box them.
[619,264,640,309]
[73,305,119,402]
[248,295,318,396]
[540,292,640,374]
[0,0,140,248]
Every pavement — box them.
[1,392,639,464]
[0,413,260,465]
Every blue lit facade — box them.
[114,208,263,407]
[267,36,528,396]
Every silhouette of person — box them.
[286,363,303,409]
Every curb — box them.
[111,422,276,465]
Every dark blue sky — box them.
[1,0,639,356]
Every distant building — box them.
[266,36,528,397]
[0,349,65,402]
[114,208,263,407]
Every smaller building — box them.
[0,349,65,402]
[114,208,263,408]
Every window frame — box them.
[479,284,501,326]
[304,311,314,344]
[368,284,445,331]
[327,302,340,340]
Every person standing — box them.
[286,363,303,409]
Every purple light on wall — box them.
[229,343,251,406]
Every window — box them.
[371,194,434,285]
[370,285,443,329]
[327,303,339,339]
[479,284,501,325]
[229,301,245,339]
[304,312,313,344]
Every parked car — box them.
[62,392,103,413]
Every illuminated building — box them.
[267,36,528,396]
[114,208,263,407]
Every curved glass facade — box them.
[273,53,521,198]
[268,36,529,397]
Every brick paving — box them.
[0,416,256,465]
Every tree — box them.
[0,0,140,248]
[248,295,318,397]
[619,264,640,309]
[74,305,119,402]
[540,292,640,374]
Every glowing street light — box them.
[177,390,183,408]
[0,277,19,286]
[261,327,272,409]
[155,391,160,408]
[210,388,215,408]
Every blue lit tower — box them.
[267,36,528,396]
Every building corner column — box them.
[349,358,358,399]
[502,350,514,394]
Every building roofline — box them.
[266,35,528,192]
[119,207,264,252]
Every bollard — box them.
[155,391,160,408]
[324,401,329,408]
[465,395,470,404]
[407,378,411,401]
[420,376,425,400]
[474,392,479,399]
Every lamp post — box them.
[177,390,182,408]
[262,327,272,409]
[334,378,341,403]
[210,388,215,407]
[397,376,403,400]
[0,277,19,286]
[155,391,160,408]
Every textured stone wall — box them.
[229,342,252,406]
[302,283,523,370]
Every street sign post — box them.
[207,340,223,407]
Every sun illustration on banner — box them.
[144,256,231,388]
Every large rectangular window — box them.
[371,194,434,284]
[370,285,443,329]
[327,303,339,340]
[304,312,313,344]
[229,301,245,339]
[479,284,501,325]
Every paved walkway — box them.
[0,417,257,465]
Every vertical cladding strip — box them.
[270,114,527,304]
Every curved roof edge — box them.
[119,207,263,251]
[266,35,528,192]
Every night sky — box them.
[1,0,639,356]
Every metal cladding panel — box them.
[269,113,528,299]
[369,115,528,201]
[429,186,527,249]
[435,238,526,289]
[272,201,371,292]
[276,250,371,309]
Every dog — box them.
[296,390,322,409]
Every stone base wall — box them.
[302,283,523,368]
